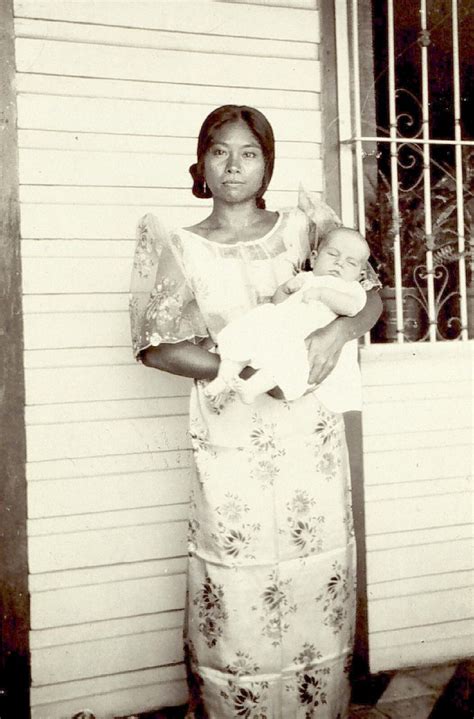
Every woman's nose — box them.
[226,154,241,172]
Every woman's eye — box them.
[243,151,257,158]
[212,148,225,156]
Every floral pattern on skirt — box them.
[185,384,356,719]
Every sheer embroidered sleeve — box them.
[129,213,208,360]
[297,185,341,252]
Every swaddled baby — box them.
[205,227,370,409]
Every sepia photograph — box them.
[1,1,472,718]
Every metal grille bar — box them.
[350,0,372,345]
[452,0,468,340]
[387,0,405,342]
[342,138,474,147]
[420,0,437,342]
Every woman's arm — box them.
[334,288,383,341]
[139,290,382,393]
[306,288,383,385]
[141,341,220,380]
[141,340,257,383]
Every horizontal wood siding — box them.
[360,341,474,673]
[13,1,323,716]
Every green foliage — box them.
[428,169,473,276]
[366,155,474,287]
[366,172,427,287]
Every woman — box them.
[130,105,382,719]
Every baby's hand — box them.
[272,274,307,304]
[272,285,291,304]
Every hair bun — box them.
[189,162,211,199]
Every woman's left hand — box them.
[306,321,345,385]
[306,288,382,385]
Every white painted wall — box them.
[361,340,474,673]
[14,1,322,716]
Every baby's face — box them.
[312,231,368,282]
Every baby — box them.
[205,227,371,409]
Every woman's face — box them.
[203,120,266,205]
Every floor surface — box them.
[115,658,473,718]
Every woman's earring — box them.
[203,179,207,194]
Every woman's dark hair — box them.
[189,105,275,210]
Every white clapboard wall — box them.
[13,1,322,717]
[361,340,474,673]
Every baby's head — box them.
[312,227,370,282]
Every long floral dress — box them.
[130,207,356,719]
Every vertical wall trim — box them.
[319,0,371,680]
[0,0,30,716]
[344,411,370,681]
[356,0,378,204]
[319,0,342,216]
[346,0,378,683]
[333,0,356,225]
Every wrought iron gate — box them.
[335,0,473,343]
